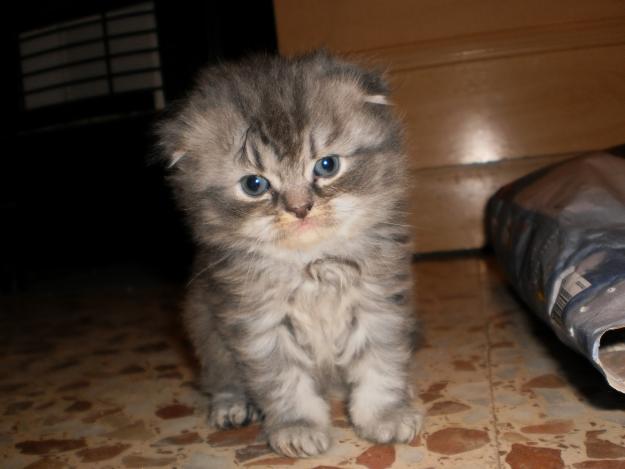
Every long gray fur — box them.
[156,51,422,458]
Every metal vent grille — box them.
[19,2,163,110]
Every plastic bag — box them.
[487,151,625,392]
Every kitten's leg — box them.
[345,313,423,444]
[236,321,332,458]
[200,335,262,429]
[185,286,260,429]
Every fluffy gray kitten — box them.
[157,51,422,458]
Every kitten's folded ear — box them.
[320,51,392,105]
[363,94,390,105]
[153,104,188,168]
[358,67,389,94]
[359,67,392,106]
[169,149,187,168]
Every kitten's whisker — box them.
[186,253,233,287]
[406,224,437,233]
[377,221,412,228]
[187,266,210,287]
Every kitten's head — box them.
[157,51,408,255]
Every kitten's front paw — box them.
[355,406,423,444]
[210,394,261,429]
[268,423,330,458]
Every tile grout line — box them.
[481,262,504,469]
[485,321,504,469]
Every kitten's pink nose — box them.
[286,202,313,219]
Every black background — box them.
[0,1,277,292]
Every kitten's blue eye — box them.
[241,175,270,197]
[313,155,340,178]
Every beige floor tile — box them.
[2,257,625,468]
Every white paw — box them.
[356,407,423,444]
[268,424,331,458]
[209,395,260,429]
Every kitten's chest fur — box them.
[280,256,362,368]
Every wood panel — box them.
[275,0,625,54]
[408,154,575,253]
[390,44,625,170]
[349,16,625,73]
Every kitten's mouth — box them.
[274,214,335,249]
[278,213,326,231]
[295,218,316,231]
[289,214,335,234]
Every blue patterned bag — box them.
[488,152,625,392]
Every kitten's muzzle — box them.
[282,188,314,219]
[286,201,313,219]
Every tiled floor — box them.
[3,256,625,468]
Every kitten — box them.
[156,51,422,458]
